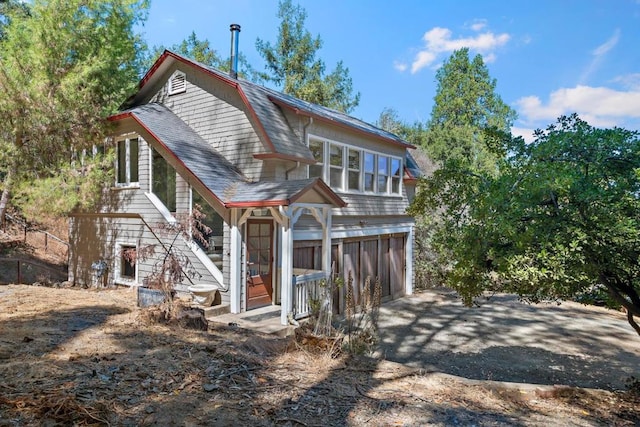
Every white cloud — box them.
[483,53,497,64]
[511,127,535,143]
[612,73,640,90]
[592,29,620,56]
[469,19,487,32]
[579,29,620,84]
[393,61,408,72]
[410,50,437,73]
[515,85,640,128]
[407,25,510,73]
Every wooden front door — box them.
[246,219,274,310]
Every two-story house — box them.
[69,29,421,325]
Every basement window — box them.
[168,70,186,95]
[115,243,137,285]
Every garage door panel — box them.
[343,241,360,305]
[390,236,405,298]
[362,239,378,296]
[380,237,391,298]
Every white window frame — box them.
[149,146,177,213]
[390,157,402,195]
[363,151,376,193]
[328,143,345,190]
[115,134,140,188]
[307,135,403,196]
[347,148,362,191]
[377,155,389,194]
[168,70,187,95]
[308,139,324,179]
[114,241,138,286]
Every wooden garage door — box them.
[343,235,405,305]
[379,237,391,298]
[361,239,378,301]
[343,241,360,305]
[390,235,405,298]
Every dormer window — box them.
[168,70,186,95]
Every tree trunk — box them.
[627,311,640,336]
[0,167,13,227]
[601,275,640,337]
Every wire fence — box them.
[0,213,69,284]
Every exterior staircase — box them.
[205,236,224,271]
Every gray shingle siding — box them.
[151,64,266,181]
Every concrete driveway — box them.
[375,288,640,390]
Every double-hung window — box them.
[309,139,324,179]
[377,156,389,194]
[329,144,344,190]
[364,152,375,192]
[116,136,139,186]
[347,149,361,191]
[391,158,402,194]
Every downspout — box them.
[285,162,300,180]
[285,116,314,180]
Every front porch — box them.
[227,200,342,326]
[196,266,326,336]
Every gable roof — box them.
[109,103,345,208]
[125,50,414,162]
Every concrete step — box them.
[206,305,297,337]
[202,303,230,318]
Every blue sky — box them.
[139,0,640,141]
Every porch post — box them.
[321,207,332,278]
[229,208,242,313]
[405,224,414,295]
[280,206,293,326]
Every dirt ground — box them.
[376,288,640,390]
[1,284,639,426]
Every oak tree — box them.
[410,115,640,335]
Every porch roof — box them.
[109,103,346,209]
[224,178,347,208]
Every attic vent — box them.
[168,71,186,95]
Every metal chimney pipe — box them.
[229,24,241,79]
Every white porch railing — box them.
[292,269,326,320]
